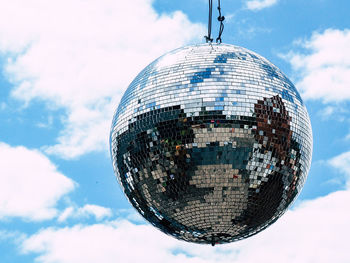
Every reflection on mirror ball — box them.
[110,44,312,245]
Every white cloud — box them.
[246,0,278,10]
[78,205,112,220]
[21,188,350,263]
[0,0,204,159]
[36,115,54,129]
[320,106,335,117]
[115,208,146,223]
[329,151,350,187]
[0,143,76,221]
[57,207,75,222]
[0,102,6,110]
[0,230,26,244]
[287,29,350,103]
[21,221,189,263]
[58,204,112,222]
[317,105,349,121]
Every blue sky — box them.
[0,0,350,262]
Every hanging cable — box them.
[216,0,225,43]
[205,0,213,43]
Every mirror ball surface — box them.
[110,43,313,245]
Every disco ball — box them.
[110,43,312,245]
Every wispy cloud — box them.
[58,204,113,222]
[36,115,53,129]
[317,104,349,121]
[246,0,278,11]
[237,25,273,39]
[329,151,350,187]
[0,102,6,110]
